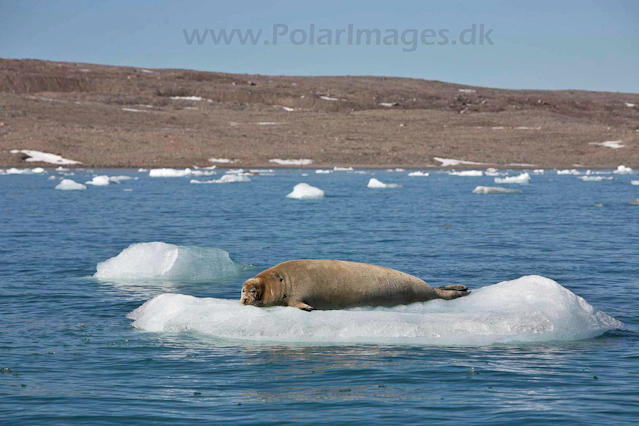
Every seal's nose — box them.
[241,298,248,304]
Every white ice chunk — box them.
[109,176,134,183]
[149,168,216,178]
[55,179,86,190]
[408,171,429,177]
[578,176,614,181]
[450,170,483,177]
[473,186,522,194]
[12,150,81,165]
[286,183,325,199]
[128,275,622,346]
[333,167,354,171]
[190,174,251,184]
[631,181,639,185]
[590,141,625,149]
[494,173,531,184]
[613,165,633,175]
[85,175,110,186]
[557,169,581,175]
[316,170,333,174]
[95,242,242,282]
[433,157,487,167]
[534,169,545,174]
[269,159,313,166]
[627,199,639,206]
[368,178,401,188]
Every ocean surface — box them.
[1,168,638,425]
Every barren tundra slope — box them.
[0,58,637,168]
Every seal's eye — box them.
[249,288,256,294]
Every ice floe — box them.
[316,170,332,174]
[534,169,545,174]
[190,174,251,184]
[631,181,639,186]
[578,176,614,182]
[408,171,429,177]
[557,169,581,175]
[269,159,313,166]
[613,165,633,175]
[55,179,86,190]
[95,242,243,282]
[433,157,487,167]
[149,168,216,178]
[128,275,622,346]
[494,173,531,184]
[450,170,483,177]
[368,178,401,188]
[485,168,500,177]
[10,149,81,165]
[333,167,354,171]
[109,176,134,183]
[627,199,639,206]
[590,141,625,149]
[286,183,325,199]
[473,186,522,194]
[4,168,45,175]
[209,158,238,164]
[85,175,110,186]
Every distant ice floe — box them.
[494,173,531,184]
[368,178,401,188]
[433,157,487,167]
[209,158,238,164]
[128,275,622,346]
[631,181,639,186]
[95,242,243,282]
[557,169,581,175]
[333,167,354,171]
[613,165,633,175]
[3,167,46,175]
[408,171,429,177]
[578,176,614,182]
[149,168,216,178]
[10,149,81,165]
[190,174,251,184]
[534,169,545,174]
[590,141,625,149]
[269,159,313,166]
[450,170,483,177]
[85,175,110,186]
[286,183,325,199]
[316,169,332,174]
[627,199,639,206]
[170,96,203,101]
[485,168,500,177]
[473,186,522,194]
[55,179,86,190]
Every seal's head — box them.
[241,277,265,306]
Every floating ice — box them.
[128,275,622,346]
[55,179,86,190]
[48,176,57,180]
[557,169,581,175]
[269,159,313,166]
[190,174,251,184]
[11,149,81,165]
[209,158,238,164]
[286,183,325,199]
[408,171,429,177]
[631,181,639,186]
[149,168,216,178]
[85,175,110,186]
[450,170,483,177]
[473,186,522,194]
[138,168,148,172]
[434,157,487,167]
[32,167,45,174]
[613,165,633,175]
[628,199,639,206]
[316,170,332,174]
[494,173,531,184]
[578,176,614,182]
[368,178,401,188]
[95,242,243,282]
[109,176,134,183]
[170,96,203,101]
[485,168,500,177]
[590,141,625,149]
[534,169,545,174]
[333,167,354,171]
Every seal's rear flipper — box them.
[436,285,470,300]
[290,300,315,312]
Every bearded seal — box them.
[240,260,469,311]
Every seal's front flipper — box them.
[436,285,470,300]
[290,300,315,312]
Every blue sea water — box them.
[1,168,638,425]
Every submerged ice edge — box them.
[127,275,623,346]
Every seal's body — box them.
[240,260,469,311]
